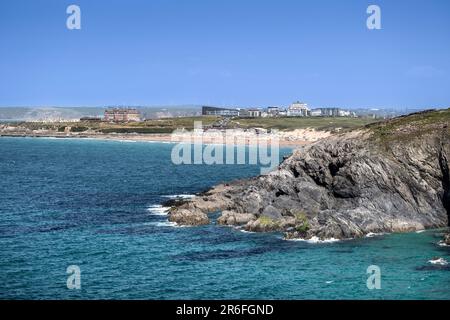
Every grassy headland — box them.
[366,108,450,145]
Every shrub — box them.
[258,216,274,227]
[71,126,89,132]
[293,211,310,234]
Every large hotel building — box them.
[104,108,141,122]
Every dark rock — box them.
[261,205,283,220]
[169,110,450,237]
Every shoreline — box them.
[0,132,315,148]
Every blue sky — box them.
[0,0,449,108]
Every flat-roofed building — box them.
[202,106,239,117]
[248,109,262,117]
[310,109,323,116]
[104,108,141,122]
[310,108,355,117]
[267,106,280,116]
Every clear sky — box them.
[0,0,449,108]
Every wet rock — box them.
[168,208,209,226]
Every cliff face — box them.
[169,109,450,240]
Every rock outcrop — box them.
[169,109,450,240]
[443,233,450,246]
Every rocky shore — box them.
[168,109,450,240]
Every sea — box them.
[0,137,449,299]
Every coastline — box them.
[0,132,315,148]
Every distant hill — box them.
[0,106,201,121]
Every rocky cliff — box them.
[168,109,450,240]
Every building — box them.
[287,101,310,117]
[248,109,262,117]
[237,109,250,117]
[310,108,340,117]
[104,108,141,122]
[202,106,239,117]
[267,106,280,116]
[310,108,355,117]
[338,109,356,117]
[310,109,322,117]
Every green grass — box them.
[293,211,310,234]
[11,116,219,134]
[229,116,378,131]
[99,127,175,134]
[367,108,450,146]
[258,216,275,226]
[257,216,282,229]
[70,126,89,132]
[10,115,379,134]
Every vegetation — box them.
[229,116,378,132]
[367,108,450,146]
[70,126,89,132]
[258,216,275,227]
[257,216,281,230]
[293,211,310,234]
[8,110,447,139]
[99,127,174,134]
[9,115,380,134]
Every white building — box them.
[287,101,309,117]
[248,109,262,117]
[338,109,351,117]
[310,109,322,116]
[267,106,280,116]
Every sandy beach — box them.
[0,127,332,148]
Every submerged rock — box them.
[444,233,450,246]
[168,110,450,239]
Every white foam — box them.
[437,241,449,247]
[143,219,187,228]
[162,194,196,199]
[286,236,340,243]
[365,232,385,238]
[428,257,448,265]
[415,230,426,233]
[237,228,255,234]
[151,221,179,227]
[306,236,340,243]
[325,281,334,284]
[147,205,170,216]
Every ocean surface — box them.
[0,137,449,300]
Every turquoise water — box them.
[0,137,449,299]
